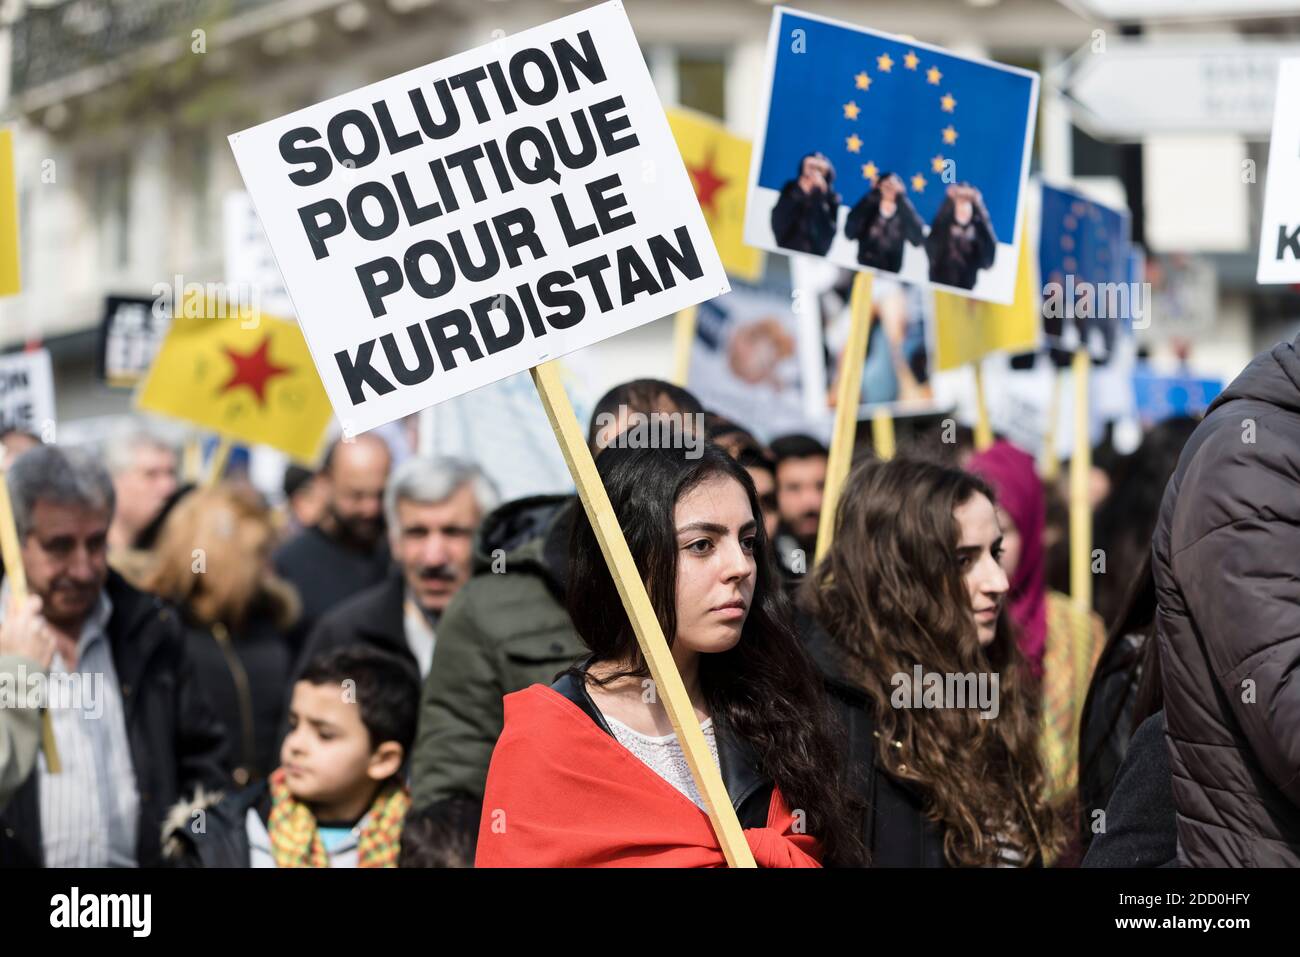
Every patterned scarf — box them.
[266,768,410,868]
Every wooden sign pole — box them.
[1069,349,1092,614]
[530,360,756,868]
[972,360,994,452]
[0,471,59,772]
[671,305,698,387]
[871,407,895,461]
[1039,367,1063,482]
[205,436,232,488]
[815,272,873,566]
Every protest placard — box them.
[744,7,1038,304]
[224,191,295,320]
[229,1,728,435]
[229,1,749,866]
[687,286,815,442]
[793,259,939,420]
[0,349,54,439]
[1257,59,1300,284]
[1036,182,1132,365]
[98,295,170,388]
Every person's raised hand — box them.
[0,594,55,671]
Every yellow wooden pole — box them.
[1069,350,1092,614]
[181,435,203,484]
[531,360,756,868]
[972,361,994,452]
[205,436,232,488]
[671,305,698,387]
[871,407,895,461]
[1039,367,1063,483]
[0,129,21,298]
[0,469,59,772]
[815,272,874,566]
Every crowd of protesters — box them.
[1,335,1298,868]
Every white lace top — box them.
[603,714,720,811]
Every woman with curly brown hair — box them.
[800,456,1064,867]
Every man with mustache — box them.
[769,434,828,583]
[273,434,394,645]
[294,457,498,680]
[0,446,227,866]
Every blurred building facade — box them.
[0,0,1297,428]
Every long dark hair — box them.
[802,457,1063,866]
[567,443,862,865]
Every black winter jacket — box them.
[0,571,230,867]
[800,617,948,866]
[1153,335,1300,866]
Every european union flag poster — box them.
[1038,182,1132,365]
[744,7,1038,305]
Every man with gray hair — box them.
[294,456,499,680]
[0,446,227,867]
[103,421,179,554]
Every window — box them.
[676,51,726,121]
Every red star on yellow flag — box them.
[855,71,872,90]
[927,66,942,85]
[877,53,894,72]
[941,93,956,113]
[911,173,927,192]
[686,149,728,217]
[843,100,861,120]
[219,335,292,406]
[904,51,919,70]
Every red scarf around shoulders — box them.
[474,684,821,868]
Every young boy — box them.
[165,646,419,867]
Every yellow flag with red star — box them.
[135,294,332,463]
[0,129,20,298]
[666,108,763,282]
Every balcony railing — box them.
[9,0,277,97]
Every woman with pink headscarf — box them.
[968,440,1105,817]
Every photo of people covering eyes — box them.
[770,153,841,256]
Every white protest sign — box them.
[228,0,728,434]
[224,191,295,319]
[1257,59,1300,284]
[0,349,55,439]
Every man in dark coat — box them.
[273,434,392,643]
[0,446,228,867]
[1152,335,1300,866]
[770,153,839,256]
[294,457,498,680]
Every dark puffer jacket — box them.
[1152,335,1300,866]
[408,496,585,808]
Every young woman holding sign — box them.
[800,457,1064,867]
[474,443,861,867]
